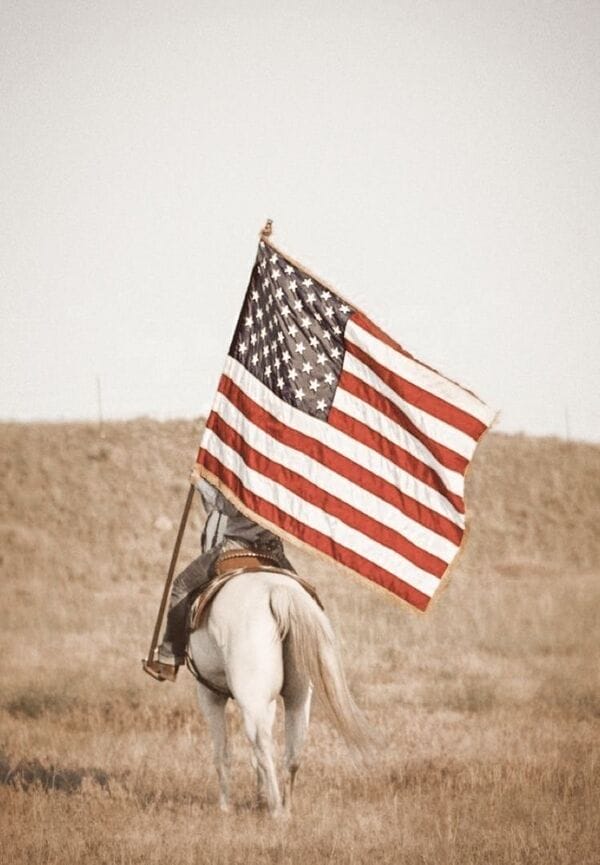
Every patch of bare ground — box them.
[1,422,599,863]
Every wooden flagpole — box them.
[143,218,273,679]
[142,483,196,677]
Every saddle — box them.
[188,547,323,632]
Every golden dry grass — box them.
[1,420,599,864]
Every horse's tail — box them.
[269,582,370,753]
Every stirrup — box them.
[142,657,179,682]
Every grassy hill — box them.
[2,420,598,584]
[1,420,599,865]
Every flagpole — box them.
[142,483,196,676]
[142,217,271,676]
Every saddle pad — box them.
[189,566,324,632]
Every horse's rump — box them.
[188,566,323,631]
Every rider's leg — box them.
[151,551,217,677]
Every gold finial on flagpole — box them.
[260,219,273,238]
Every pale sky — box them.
[2,0,599,441]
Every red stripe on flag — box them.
[328,404,465,515]
[197,448,432,611]
[218,374,464,546]
[207,410,448,576]
[346,326,487,441]
[339,369,469,475]
[351,310,415,358]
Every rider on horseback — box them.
[146,469,294,682]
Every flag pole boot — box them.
[142,652,182,682]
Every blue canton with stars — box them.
[229,241,354,419]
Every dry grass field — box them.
[1,420,599,864]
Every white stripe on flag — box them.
[334,362,465,497]
[346,317,496,427]
[212,389,460,563]
[202,426,441,598]
[223,356,465,529]
[340,351,478,462]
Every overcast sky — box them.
[2,0,599,442]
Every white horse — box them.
[187,569,367,816]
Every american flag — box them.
[196,237,496,611]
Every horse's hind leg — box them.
[196,684,230,812]
[282,683,312,814]
[239,698,282,816]
[249,697,276,808]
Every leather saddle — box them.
[188,547,323,632]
